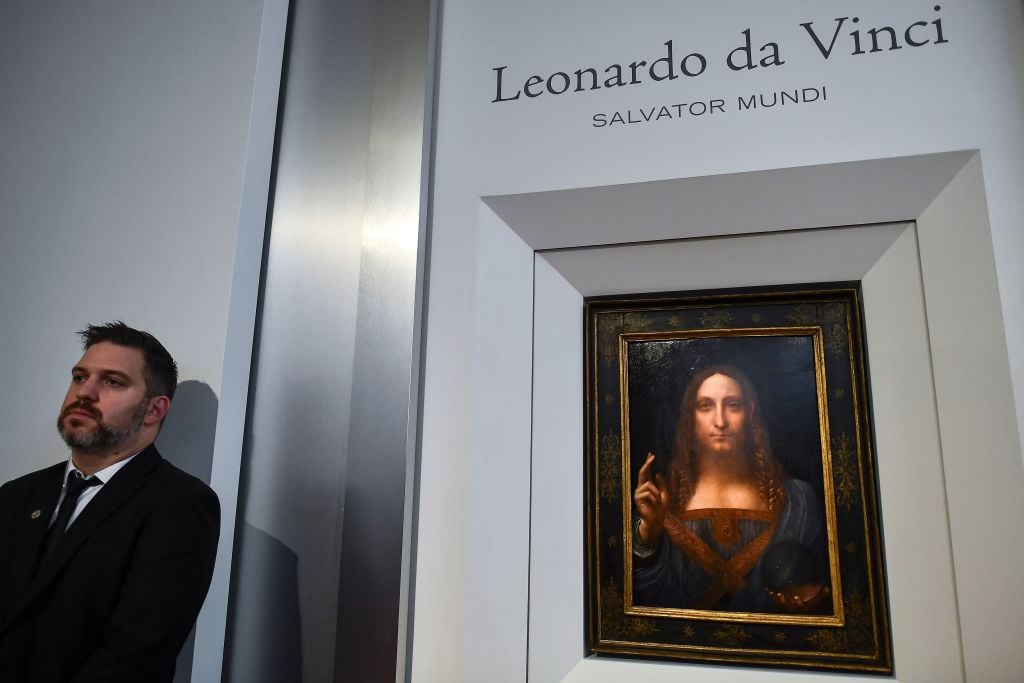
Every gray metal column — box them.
[224,0,435,679]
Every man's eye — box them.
[72,374,85,383]
[105,378,124,387]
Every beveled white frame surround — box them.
[458,151,1023,681]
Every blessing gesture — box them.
[634,453,670,545]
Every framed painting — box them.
[584,284,893,673]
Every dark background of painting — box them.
[626,335,825,493]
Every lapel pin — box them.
[31,509,42,519]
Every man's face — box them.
[57,341,153,454]
[693,373,749,457]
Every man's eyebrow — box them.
[72,366,133,381]
[98,369,133,381]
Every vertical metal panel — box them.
[332,0,434,678]
[225,0,433,678]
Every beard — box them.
[57,398,148,453]
[697,436,743,459]
[695,431,755,474]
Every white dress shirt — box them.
[49,453,140,530]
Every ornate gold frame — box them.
[585,285,892,674]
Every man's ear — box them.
[145,396,171,426]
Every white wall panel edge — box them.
[860,226,963,681]
[191,0,289,678]
[407,194,480,680]
[483,152,973,252]
[461,205,535,682]
[913,156,1024,679]
[529,259,585,682]
[399,1,443,677]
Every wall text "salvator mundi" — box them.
[491,6,947,103]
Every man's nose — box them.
[76,379,99,401]
[713,405,728,427]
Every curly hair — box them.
[668,364,785,512]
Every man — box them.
[0,322,220,681]
[632,364,829,613]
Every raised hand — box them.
[633,452,670,545]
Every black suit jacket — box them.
[0,445,219,682]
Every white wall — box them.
[414,1,1024,680]
[0,0,263,477]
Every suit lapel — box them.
[4,463,65,607]
[2,446,163,635]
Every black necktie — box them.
[38,470,102,568]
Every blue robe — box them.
[633,479,826,612]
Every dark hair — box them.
[79,321,178,400]
[668,364,785,512]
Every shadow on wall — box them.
[223,523,303,682]
[224,368,349,681]
[155,380,219,683]
[158,380,219,485]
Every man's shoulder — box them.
[0,462,64,519]
[0,461,65,494]
[136,452,220,546]
[146,451,220,509]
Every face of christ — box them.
[692,372,750,460]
